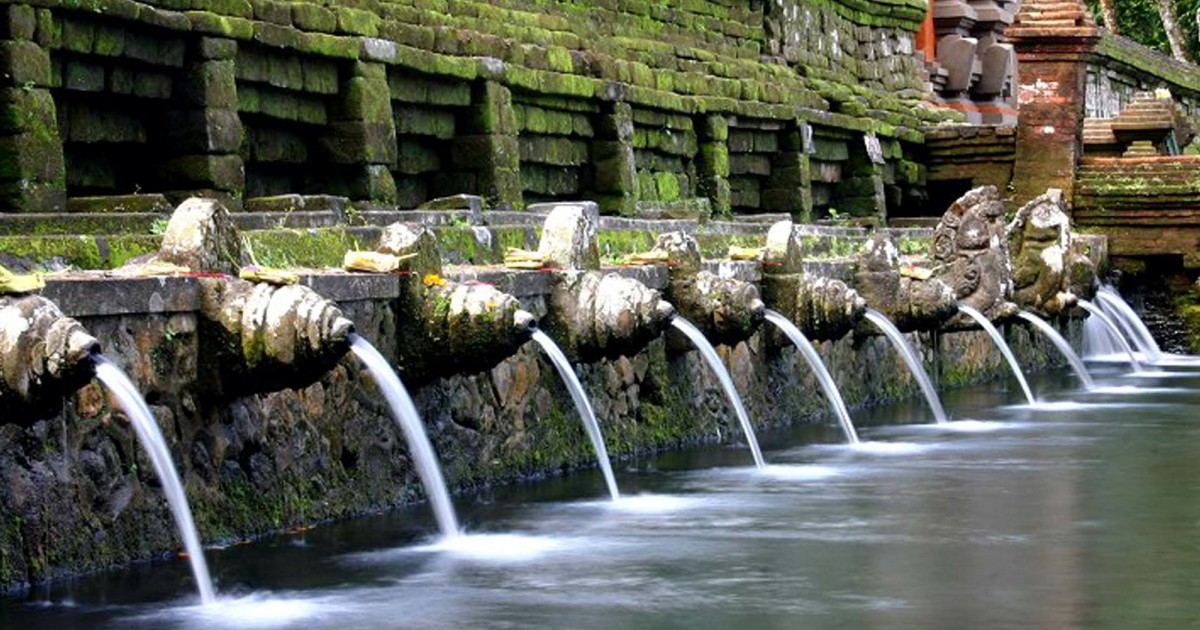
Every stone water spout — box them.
[0,294,101,417]
[197,277,355,395]
[854,233,957,332]
[1006,188,1096,315]
[760,220,865,341]
[378,223,536,382]
[930,185,1019,328]
[534,203,674,361]
[128,197,357,395]
[639,231,764,346]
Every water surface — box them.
[6,367,1200,629]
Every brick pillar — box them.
[453,81,521,209]
[697,114,731,216]
[762,123,811,221]
[317,60,397,203]
[1008,0,1098,205]
[0,4,64,212]
[592,101,636,216]
[161,36,244,206]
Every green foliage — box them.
[1086,0,1200,60]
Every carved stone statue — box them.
[542,271,675,362]
[646,232,765,347]
[931,185,1017,325]
[855,233,958,332]
[1006,188,1086,316]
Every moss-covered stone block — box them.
[291,3,336,32]
[335,6,380,37]
[157,154,245,194]
[0,40,50,87]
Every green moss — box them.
[598,229,656,259]
[0,234,159,270]
[242,227,364,268]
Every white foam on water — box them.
[846,441,927,455]
[607,494,702,514]
[938,420,1010,433]
[143,593,341,629]
[1088,385,1189,395]
[414,533,567,562]
[759,464,841,481]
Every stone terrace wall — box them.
[0,0,946,223]
[0,268,1069,590]
[1087,33,1200,120]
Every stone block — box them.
[335,7,379,37]
[197,37,237,60]
[0,178,63,212]
[63,60,105,92]
[592,140,635,194]
[0,40,50,87]
[157,154,245,193]
[395,106,455,139]
[162,108,244,154]
[0,87,54,135]
[245,127,307,163]
[1,5,36,41]
[396,138,442,174]
[0,130,64,183]
[317,121,398,165]
[132,70,173,99]
[180,59,237,108]
[463,81,515,135]
[60,18,94,54]
[336,71,393,122]
[33,9,58,49]
[291,3,336,32]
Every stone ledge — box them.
[41,274,201,317]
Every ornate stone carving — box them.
[542,271,675,362]
[761,221,865,341]
[1007,188,1095,315]
[931,185,1017,324]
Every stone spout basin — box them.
[540,271,676,362]
[642,232,765,347]
[761,221,866,341]
[197,277,354,396]
[0,294,101,420]
[854,233,958,333]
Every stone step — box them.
[0,213,165,236]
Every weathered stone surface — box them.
[1006,188,1082,316]
[646,232,765,346]
[855,233,957,332]
[931,185,1018,326]
[156,197,245,275]
[376,222,442,276]
[541,270,674,362]
[394,278,535,383]
[197,277,353,395]
[537,202,600,270]
[0,295,99,420]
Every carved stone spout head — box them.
[541,271,674,362]
[854,233,957,332]
[647,232,764,345]
[198,278,353,395]
[0,295,101,420]
[932,185,1018,327]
